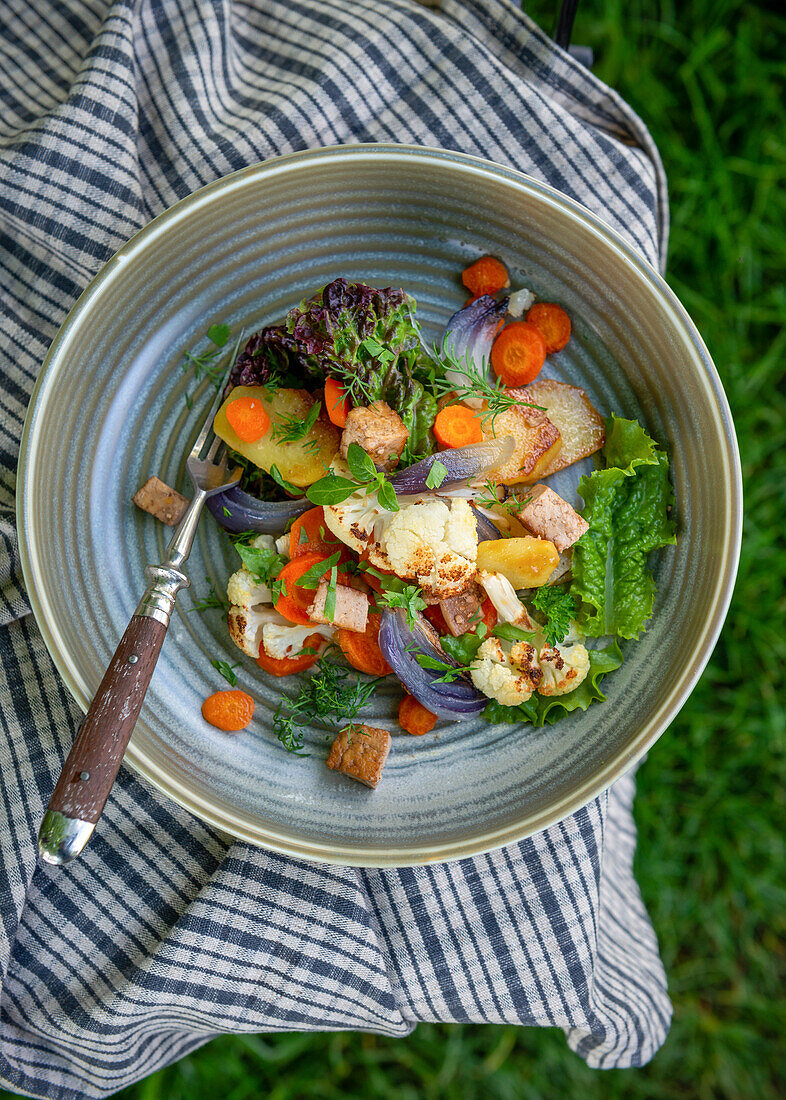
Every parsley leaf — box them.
[297,551,342,590]
[206,322,230,347]
[234,540,287,585]
[493,622,538,644]
[212,659,239,686]
[531,587,576,646]
[425,459,448,490]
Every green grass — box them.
[4,2,785,1097]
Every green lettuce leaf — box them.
[481,641,623,727]
[571,416,676,639]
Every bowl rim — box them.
[17,143,743,866]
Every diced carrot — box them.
[433,405,484,449]
[479,595,498,632]
[225,395,270,443]
[289,506,348,559]
[274,551,350,625]
[324,377,350,427]
[525,303,572,353]
[256,632,324,677]
[462,256,510,298]
[202,690,255,732]
[490,322,546,387]
[338,613,392,677]
[424,604,448,634]
[398,695,438,736]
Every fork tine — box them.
[205,435,223,464]
[187,332,245,460]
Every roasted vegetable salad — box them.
[162,259,676,788]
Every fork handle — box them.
[38,564,189,865]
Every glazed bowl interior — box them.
[18,146,741,865]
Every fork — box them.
[38,367,240,866]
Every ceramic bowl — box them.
[17,145,742,865]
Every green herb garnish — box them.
[297,551,342,590]
[189,579,229,613]
[306,442,400,512]
[493,623,538,644]
[531,587,577,647]
[425,459,448,490]
[269,464,304,497]
[430,344,544,429]
[273,660,385,755]
[212,659,240,686]
[271,400,321,445]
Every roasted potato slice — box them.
[476,536,559,589]
[518,378,605,477]
[482,402,561,485]
[214,385,340,488]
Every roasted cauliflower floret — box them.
[226,567,272,610]
[470,636,541,706]
[322,459,395,569]
[477,570,534,628]
[228,605,286,658]
[537,641,591,696]
[381,498,477,599]
[261,622,334,660]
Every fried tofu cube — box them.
[326,724,392,788]
[340,401,409,471]
[132,476,189,526]
[516,485,589,552]
[308,579,369,632]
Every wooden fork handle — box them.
[38,562,190,865]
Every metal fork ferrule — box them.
[136,564,190,625]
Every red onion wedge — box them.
[390,436,514,495]
[471,505,503,542]
[442,294,509,406]
[378,608,486,718]
[206,484,310,534]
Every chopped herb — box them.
[271,400,321,445]
[324,565,338,621]
[297,551,342,590]
[298,526,309,545]
[425,459,448,490]
[364,569,427,628]
[206,322,230,347]
[307,443,400,511]
[306,472,362,506]
[493,622,538,643]
[235,541,287,585]
[269,464,304,496]
[222,506,232,517]
[440,632,484,665]
[189,579,229,613]
[273,659,385,755]
[531,587,576,646]
[413,651,472,683]
[212,659,240,686]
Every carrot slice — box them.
[398,695,438,736]
[479,595,498,632]
[324,377,351,427]
[289,506,347,559]
[225,395,270,443]
[490,322,546,387]
[274,551,348,625]
[338,613,391,677]
[256,632,324,677]
[433,405,484,449]
[202,690,255,732]
[525,303,571,353]
[462,256,510,298]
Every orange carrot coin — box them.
[462,256,510,298]
[525,302,572,353]
[433,405,484,449]
[398,695,438,736]
[202,690,255,732]
[338,613,392,677]
[490,322,546,387]
[225,395,271,443]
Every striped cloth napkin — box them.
[0,2,671,1096]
